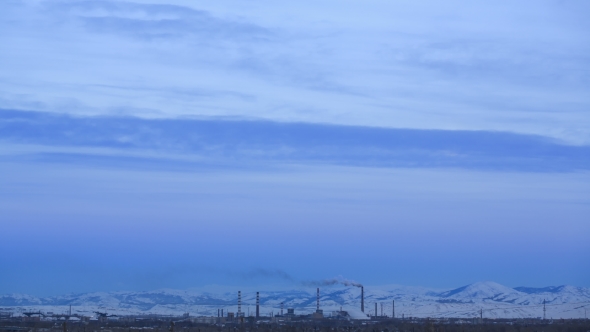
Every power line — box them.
[397,301,590,317]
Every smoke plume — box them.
[232,269,362,289]
[239,268,294,281]
[303,276,363,288]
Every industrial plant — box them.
[203,287,377,322]
[2,284,588,332]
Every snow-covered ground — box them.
[1,282,589,319]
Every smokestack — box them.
[361,286,364,312]
[238,291,242,316]
[316,288,320,312]
[375,303,377,317]
[256,292,260,318]
[392,300,395,318]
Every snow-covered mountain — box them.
[438,281,522,302]
[1,282,589,319]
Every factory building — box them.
[213,286,367,322]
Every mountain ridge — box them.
[1,282,589,319]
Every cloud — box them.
[48,1,271,41]
[1,0,589,295]
[1,109,589,172]
[0,0,588,144]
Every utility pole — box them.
[238,291,242,317]
[256,292,260,318]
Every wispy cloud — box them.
[47,1,271,41]
[1,110,588,172]
[1,1,588,143]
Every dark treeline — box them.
[1,319,589,332]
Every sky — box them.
[0,0,589,297]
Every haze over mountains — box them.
[1,282,589,319]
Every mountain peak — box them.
[439,281,520,300]
[514,285,565,294]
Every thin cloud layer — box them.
[52,1,271,41]
[2,110,589,172]
[0,0,588,143]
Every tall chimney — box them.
[238,291,242,316]
[392,300,395,318]
[316,288,320,312]
[375,303,377,317]
[256,292,260,318]
[361,286,364,312]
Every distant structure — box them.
[286,308,295,317]
[361,286,365,313]
[316,288,320,312]
[238,291,242,317]
[311,288,324,319]
[256,292,260,318]
[312,288,323,319]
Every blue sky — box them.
[0,0,589,296]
